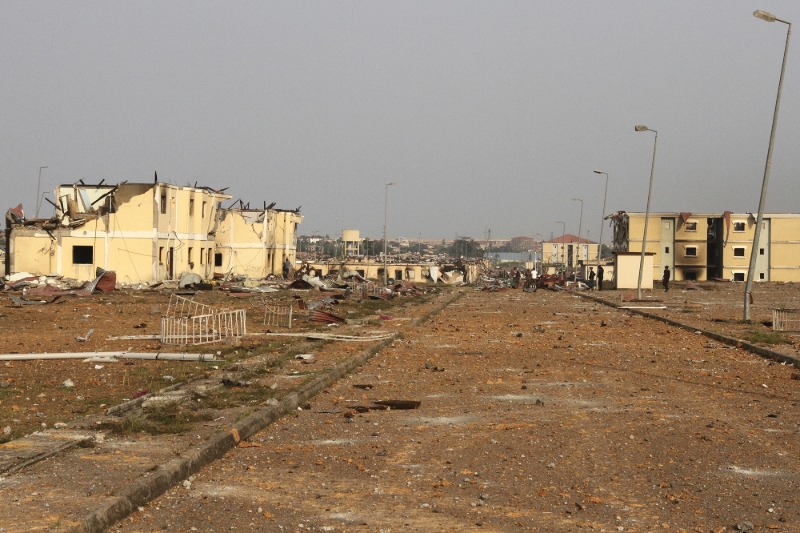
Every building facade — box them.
[608,211,800,282]
[215,207,303,279]
[5,181,302,283]
[541,234,599,271]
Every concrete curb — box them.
[575,292,800,367]
[411,289,465,327]
[77,337,396,533]
[77,289,464,533]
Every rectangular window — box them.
[665,246,670,254]
[214,253,223,267]
[685,246,697,257]
[189,199,194,217]
[160,194,167,214]
[733,272,745,282]
[188,247,194,267]
[684,270,697,281]
[685,222,697,231]
[733,247,745,257]
[664,221,671,229]
[202,201,207,218]
[159,247,164,263]
[733,222,745,232]
[73,246,93,264]
[760,248,765,255]
[759,272,765,280]
[200,247,205,265]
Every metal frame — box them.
[161,294,247,345]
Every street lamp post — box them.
[572,198,584,282]
[745,10,792,321]
[35,166,48,219]
[556,221,566,278]
[593,170,609,289]
[634,125,658,300]
[383,182,397,285]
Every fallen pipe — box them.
[251,332,394,342]
[0,352,221,361]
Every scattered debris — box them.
[310,309,345,324]
[373,400,421,410]
[75,329,94,342]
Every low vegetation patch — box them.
[743,329,786,345]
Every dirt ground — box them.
[0,288,440,443]
[1,283,799,533]
[590,281,800,360]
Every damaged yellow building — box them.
[215,206,303,279]
[4,181,302,284]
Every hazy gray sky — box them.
[3,1,800,243]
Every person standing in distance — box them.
[283,257,292,279]
[662,265,670,292]
[596,265,604,291]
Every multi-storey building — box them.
[608,211,800,282]
[5,180,302,283]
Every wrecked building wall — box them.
[153,184,227,281]
[216,209,303,278]
[7,230,58,276]
[216,209,270,279]
[7,182,231,283]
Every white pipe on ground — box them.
[0,352,221,361]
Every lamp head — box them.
[386,182,397,186]
[635,125,650,132]
[571,198,582,202]
[593,169,605,174]
[754,10,777,22]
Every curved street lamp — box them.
[745,10,791,321]
[556,221,566,278]
[383,182,397,285]
[572,198,583,282]
[594,170,609,290]
[634,125,658,300]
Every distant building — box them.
[541,234,599,270]
[509,236,537,251]
[607,211,800,282]
[5,181,301,283]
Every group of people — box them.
[509,267,536,289]
[507,267,538,290]
[587,265,605,290]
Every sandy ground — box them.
[0,288,437,443]
[591,281,800,360]
[74,286,800,533]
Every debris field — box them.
[0,283,796,532]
